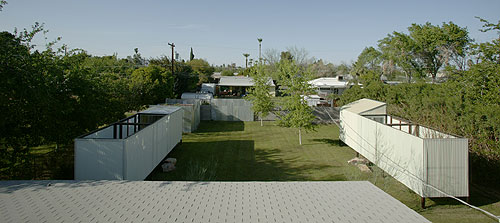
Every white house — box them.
[308,76,351,98]
[217,76,275,97]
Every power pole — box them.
[257,38,262,64]
[168,43,175,74]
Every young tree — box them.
[247,65,273,126]
[277,60,316,145]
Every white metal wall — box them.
[340,110,425,196]
[124,109,183,180]
[341,108,469,198]
[74,139,124,180]
[75,108,183,180]
[424,138,469,197]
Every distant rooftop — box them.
[342,98,386,114]
[0,181,429,223]
[218,76,275,87]
[309,76,349,88]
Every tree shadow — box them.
[428,183,500,208]
[192,121,244,133]
[310,138,346,147]
[148,139,346,182]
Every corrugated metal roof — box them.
[342,98,386,114]
[0,181,429,223]
[218,76,275,87]
[309,77,349,88]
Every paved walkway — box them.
[0,181,429,223]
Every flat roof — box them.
[309,77,349,88]
[218,76,275,87]
[342,98,386,114]
[0,181,429,223]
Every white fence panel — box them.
[341,110,425,196]
[74,139,124,180]
[424,138,469,197]
[375,122,425,196]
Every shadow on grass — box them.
[149,139,344,181]
[309,138,346,147]
[194,121,244,133]
[428,183,500,208]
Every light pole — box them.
[257,38,262,64]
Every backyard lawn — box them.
[149,121,500,223]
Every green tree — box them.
[187,59,214,85]
[352,47,382,76]
[221,69,234,76]
[247,65,274,126]
[150,56,198,97]
[379,31,424,82]
[0,0,7,11]
[129,65,173,106]
[277,60,316,145]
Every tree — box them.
[280,51,293,62]
[190,47,195,61]
[149,56,198,97]
[277,60,316,145]
[221,69,234,76]
[187,59,214,85]
[263,48,280,65]
[352,47,382,75]
[247,65,274,126]
[407,22,470,81]
[378,22,471,82]
[0,0,7,11]
[308,59,336,77]
[243,53,250,68]
[129,65,173,106]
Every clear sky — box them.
[1,0,499,66]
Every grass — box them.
[149,121,500,223]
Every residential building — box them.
[217,76,275,97]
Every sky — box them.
[1,0,499,66]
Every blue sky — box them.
[1,0,499,66]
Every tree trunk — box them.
[260,115,263,126]
[299,128,302,145]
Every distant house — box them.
[308,76,351,98]
[217,76,275,97]
[211,72,222,81]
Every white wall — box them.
[341,110,425,196]
[74,139,124,180]
[123,108,183,180]
[75,109,183,180]
[424,138,469,197]
[84,125,114,139]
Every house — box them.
[308,76,351,98]
[307,75,353,106]
[217,76,275,97]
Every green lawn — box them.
[149,121,500,223]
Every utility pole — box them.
[168,43,175,74]
[257,38,262,64]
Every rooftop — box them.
[0,180,429,223]
[341,98,387,114]
[218,76,275,87]
[309,77,349,88]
